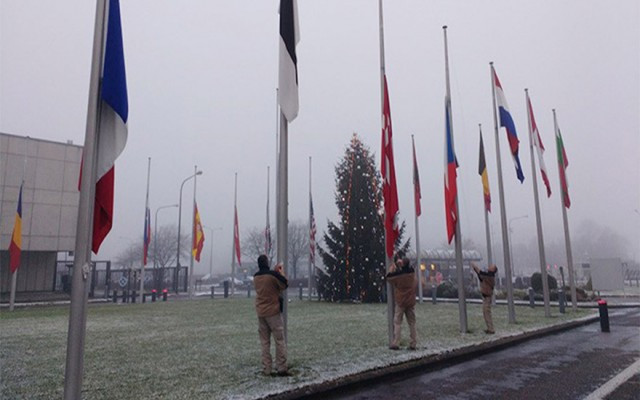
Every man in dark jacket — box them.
[386,256,418,350]
[254,255,289,375]
[471,262,497,334]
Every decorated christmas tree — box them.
[317,134,409,303]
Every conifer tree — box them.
[317,134,409,302]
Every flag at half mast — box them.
[278,0,299,122]
[444,97,458,244]
[412,136,422,217]
[92,0,128,253]
[192,202,205,262]
[9,183,23,274]
[381,75,400,258]
[478,131,491,212]
[527,94,552,197]
[492,67,524,183]
[556,125,571,208]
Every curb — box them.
[264,314,599,400]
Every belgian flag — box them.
[478,132,491,212]
[9,183,23,273]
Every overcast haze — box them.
[1,0,638,274]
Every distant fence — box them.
[55,262,189,298]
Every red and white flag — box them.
[381,75,399,257]
[234,206,242,266]
[527,93,552,197]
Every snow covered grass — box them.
[0,298,594,399]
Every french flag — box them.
[493,68,524,183]
[93,0,128,253]
[444,98,457,244]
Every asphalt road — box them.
[326,309,640,400]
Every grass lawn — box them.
[0,298,594,399]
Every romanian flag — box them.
[555,125,571,208]
[444,97,458,244]
[192,202,205,262]
[478,130,491,212]
[9,184,23,274]
[492,67,524,183]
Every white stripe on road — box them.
[583,358,640,400]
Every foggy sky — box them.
[1,0,638,275]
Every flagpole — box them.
[411,135,423,303]
[64,0,107,397]
[266,165,271,258]
[525,90,551,317]
[188,165,198,299]
[140,157,151,303]
[444,26,468,333]
[553,109,577,311]
[308,156,313,300]
[277,110,289,340]
[490,62,516,324]
[231,172,238,297]
[378,0,395,346]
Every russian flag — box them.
[493,68,524,183]
[444,98,457,244]
[93,0,128,253]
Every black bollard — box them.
[162,289,168,301]
[528,287,535,308]
[112,290,118,303]
[431,285,437,304]
[247,287,251,298]
[299,284,303,300]
[142,293,146,303]
[151,289,157,302]
[598,299,610,332]
[123,290,128,303]
[131,290,137,303]
[224,281,229,298]
[210,286,215,299]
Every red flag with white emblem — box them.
[381,75,399,258]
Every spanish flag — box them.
[192,202,205,262]
[9,184,23,274]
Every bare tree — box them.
[241,221,309,279]
[288,220,309,280]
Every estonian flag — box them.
[278,0,299,122]
[93,0,128,253]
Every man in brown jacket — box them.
[254,255,289,376]
[471,262,497,334]
[386,256,417,350]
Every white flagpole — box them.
[444,26,467,333]
[231,172,238,296]
[553,109,577,311]
[490,62,516,324]
[188,165,198,299]
[412,135,423,304]
[64,0,107,397]
[278,110,289,340]
[525,90,551,317]
[266,165,271,257]
[308,156,313,300]
[378,0,395,346]
[140,157,151,303]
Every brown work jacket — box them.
[477,270,496,297]
[387,269,416,309]
[253,270,288,318]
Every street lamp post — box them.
[509,215,528,279]
[175,170,203,292]
[154,204,178,290]
[203,226,222,279]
